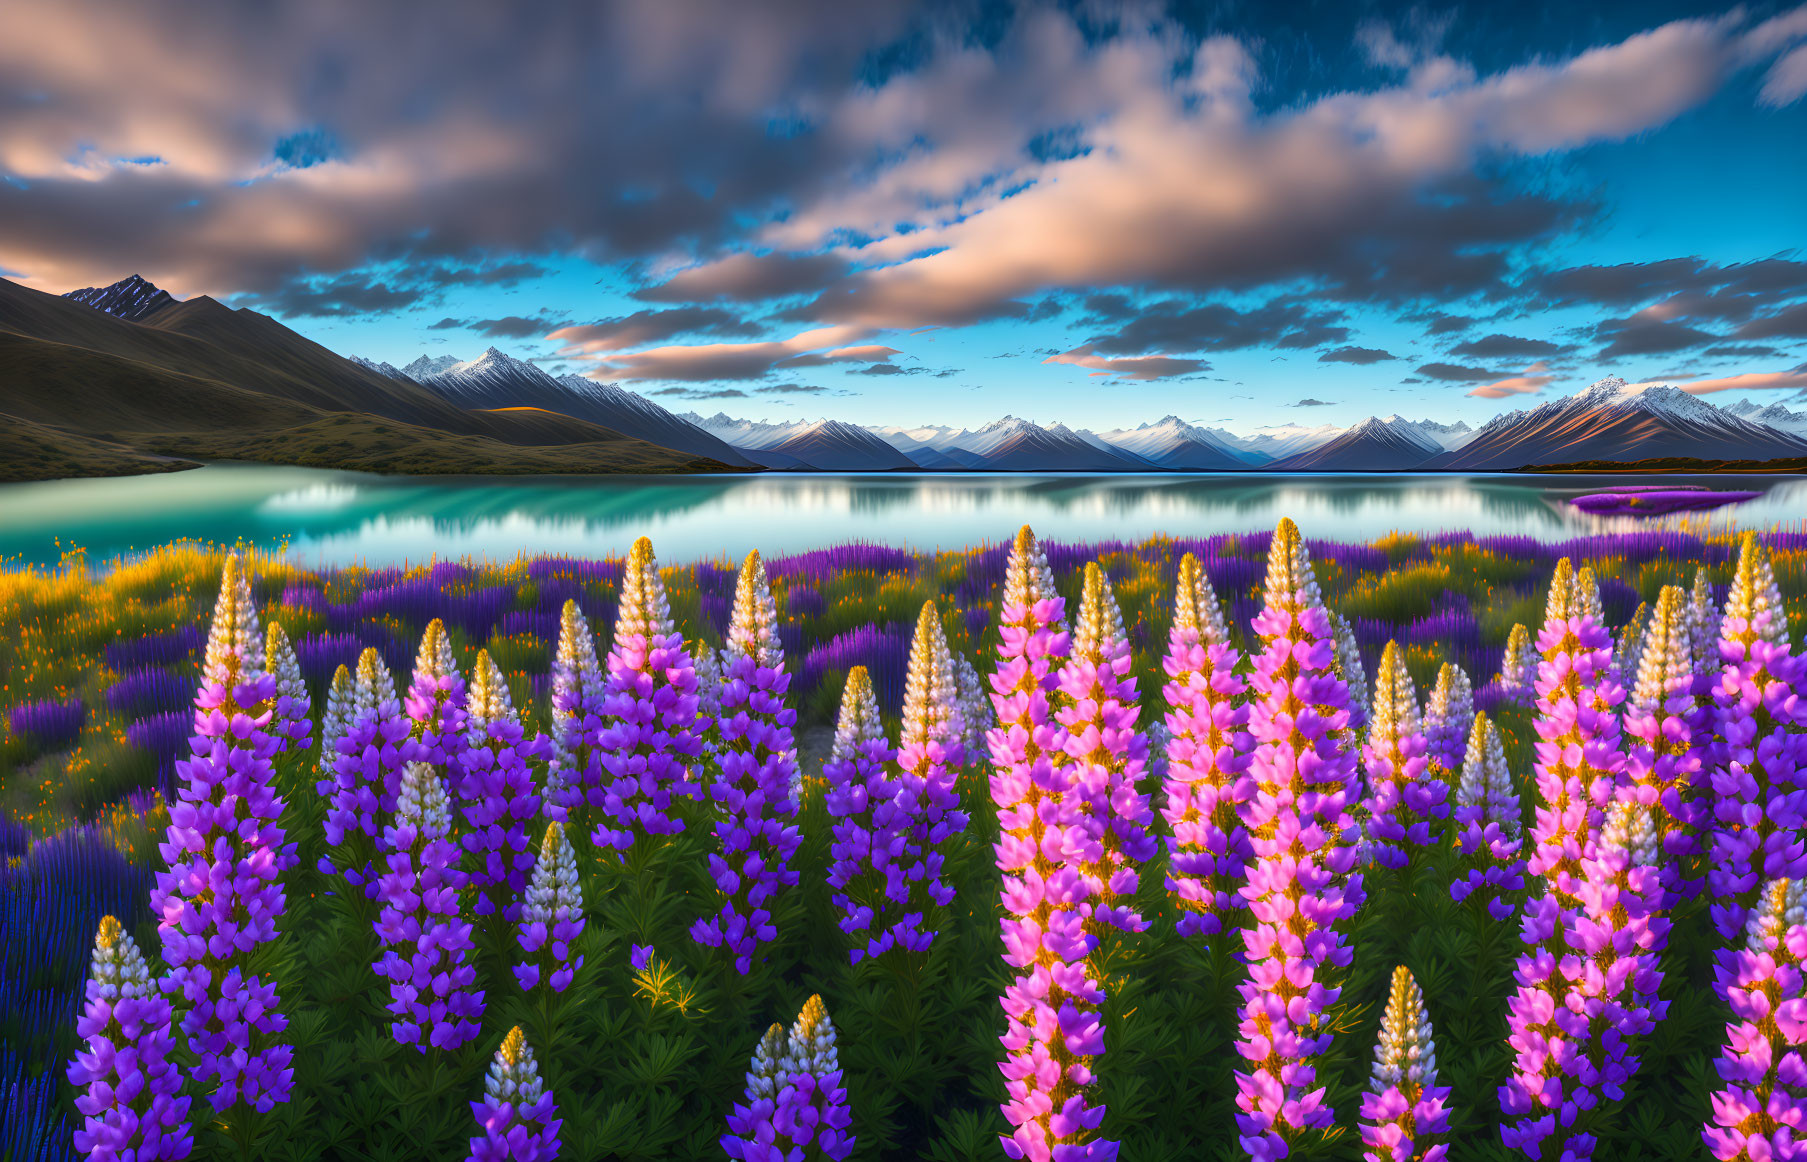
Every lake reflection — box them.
[1,463,1804,568]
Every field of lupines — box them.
[4,523,1807,1161]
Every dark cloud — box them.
[1417,312,1476,335]
[1317,346,1396,364]
[647,386,752,400]
[428,317,467,330]
[639,254,850,303]
[1737,301,1807,339]
[466,313,572,339]
[236,272,426,318]
[1529,257,1807,311]
[856,363,908,375]
[755,382,828,394]
[550,306,759,351]
[1415,362,1502,382]
[1703,344,1789,358]
[1077,296,1349,356]
[1287,397,1336,407]
[1450,333,1568,359]
[1594,316,1719,359]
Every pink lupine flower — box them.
[1159,551,1252,940]
[1234,519,1365,1156]
[1704,877,1807,1161]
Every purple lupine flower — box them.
[151,553,296,1115]
[265,622,312,753]
[990,526,1116,1161]
[1361,642,1449,871]
[1058,563,1152,944]
[1704,878,1807,1161]
[1359,966,1451,1162]
[1688,566,1721,677]
[1332,611,1370,734]
[1707,533,1807,943]
[404,617,469,788]
[67,915,192,1161]
[722,997,854,1162]
[318,647,410,894]
[590,537,703,856]
[1624,585,1708,903]
[823,666,906,963]
[514,822,585,994]
[1496,623,1538,703]
[692,550,802,974]
[1447,713,1525,920]
[546,599,606,835]
[1500,802,1670,1160]
[1525,558,1625,911]
[460,650,548,926]
[1160,551,1251,941]
[468,1027,561,1162]
[888,599,970,955]
[1235,518,1365,1157]
[1421,663,1474,777]
[373,761,485,1052]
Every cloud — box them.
[1286,397,1336,407]
[647,386,753,400]
[1659,367,1807,394]
[1703,344,1789,358]
[1042,345,1210,381]
[1317,346,1396,364]
[584,325,891,381]
[1762,43,1807,106]
[1415,361,1501,382]
[1737,301,1807,339]
[548,307,759,352]
[755,382,828,394]
[1450,333,1567,359]
[639,253,850,303]
[1528,256,1807,315]
[1593,311,1719,359]
[1417,312,1476,335]
[468,312,572,339]
[1077,296,1349,355]
[236,272,428,317]
[1466,363,1558,398]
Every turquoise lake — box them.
[1,463,1803,568]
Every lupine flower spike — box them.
[890,600,971,954]
[1362,642,1449,870]
[515,822,585,994]
[692,550,802,974]
[1624,585,1707,902]
[1235,518,1365,1157]
[152,552,296,1114]
[318,646,408,893]
[1421,663,1473,778]
[1615,601,1650,685]
[1707,532,1807,943]
[374,761,485,1051]
[318,664,355,787]
[990,526,1118,1161]
[469,1027,561,1162]
[723,1024,788,1161]
[824,666,905,962]
[547,599,607,833]
[591,537,704,856]
[1689,567,1721,676]
[1497,623,1538,702]
[774,995,855,1160]
[955,651,995,771]
[403,619,469,807]
[67,915,193,1161]
[1159,551,1252,940]
[264,622,312,752]
[1333,610,1370,732]
[1360,966,1451,1162]
[1704,877,1807,1160]
[1448,714,1525,920]
[460,650,547,928]
[1058,562,1154,949]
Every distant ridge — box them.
[62,274,175,322]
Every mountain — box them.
[1725,398,1807,437]
[1430,377,1807,470]
[62,274,176,322]
[688,413,917,470]
[403,353,462,379]
[404,346,758,467]
[1273,416,1443,471]
[350,354,415,381]
[942,416,1145,471]
[1397,417,1475,451]
[1222,422,1345,462]
[1094,415,1251,470]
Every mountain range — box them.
[6,273,1807,481]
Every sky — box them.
[3,0,1807,434]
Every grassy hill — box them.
[0,412,199,482]
[1511,454,1807,474]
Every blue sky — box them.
[3,0,1805,432]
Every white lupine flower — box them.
[1688,567,1720,673]
[1745,878,1807,954]
[414,618,459,683]
[1369,643,1422,750]
[1370,966,1439,1094]
[466,649,517,746]
[1546,559,1577,625]
[1599,800,1660,867]
[87,914,155,1002]
[1423,664,1474,759]
[618,537,676,641]
[829,666,884,766]
[1725,532,1789,649]
[780,994,841,1083]
[744,1023,787,1104]
[1174,553,1233,649]
[397,761,454,837]
[1002,525,1063,628]
[550,600,604,769]
[694,646,723,728]
[265,623,305,704]
[203,552,263,687]
[1456,713,1520,836]
[320,664,356,779]
[1072,565,1127,663]
[1263,518,1324,613]
[483,1027,548,1110]
[1615,601,1649,682]
[1630,586,1694,713]
[725,550,784,670]
[1333,613,1369,729]
[953,652,992,758]
[1498,623,1536,694]
[1574,566,1606,627]
[901,602,964,751]
[521,822,583,927]
[353,647,399,723]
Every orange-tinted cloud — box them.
[1043,345,1208,381]
[1660,369,1807,394]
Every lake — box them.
[2,462,1803,568]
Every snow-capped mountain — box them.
[1221,422,1345,462]
[1430,376,1807,470]
[62,274,175,322]
[1394,417,1476,451]
[943,416,1146,471]
[406,347,758,467]
[1094,415,1254,470]
[1725,399,1807,437]
[349,354,415,381]
[1274,416,1445,471]
[402,353,462,380]
[687,413,918,470]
